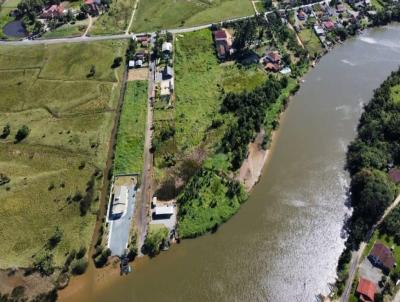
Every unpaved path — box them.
[82,15,93,37]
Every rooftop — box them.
[356,278,376,302]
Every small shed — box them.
[135,59,143,67]
[128,60,135,68]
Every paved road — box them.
[107,186,136,256]
[341,193,400,302]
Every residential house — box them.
[265,51,281,64]
[128,60,135,69]
[356,278,376,302]
[213,29,232,60]
[160,80,174,100]
[111,186,128,218]
[162,41,173,56]
[323,20,335,30]
[368,243,396,272]
[41,4,65,19]
[297,10,306,20]
[336,3,346,13]
[264,51,281,72]
[314,24,325,36]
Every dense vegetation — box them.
[336,69,400,294]
[345,68,400,247]
[142,225,169,256]
[221,77,287,169]
[178,164,247,237]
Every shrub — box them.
[71,258,88,275]
[0,124,10,139]
[15,125,30,142]
[33,251,54,276]
[76,246,86,259]
[48,227,63,248]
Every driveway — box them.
[107,185,136,256]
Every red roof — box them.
[369,243,396,270]
[356,278,376,302]
[323,20,335,30]
[265,62,280,72]
[389,168,400,183]
[214,30,227,40]
[84,0,94,4]
[266,51,281,63]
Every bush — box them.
[76,246,86,259]
[142,226,169,257]
[0,124,10,139]
[33,251,54,276]
[15,125,30,142]
[48,227,63,249]
[71,258,88,275]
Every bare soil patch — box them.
[127,68,148,81]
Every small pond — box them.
[3,20,27,37]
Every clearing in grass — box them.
[0,40,126,269]
[113,80,147,175]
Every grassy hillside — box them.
[113,80,147,175]
[0,40,126,268]
[130,0,253,33]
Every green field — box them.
[89,0,135,35]
[113,80,147,175]
[153,29,265,187]
[298,28,323,56]
[0,40,126,268]
[41,20,89,39]
[130,0,253,33]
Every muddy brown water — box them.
[60,25,400,302]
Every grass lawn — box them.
[130,0,253,33]
[254,1,265,13]
[113,81,147,175]
[298,28,323,56]
[89,0,135,35]
[41,20,88,39]
[0,40,126,268]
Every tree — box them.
[71,258,88,275]
[87,65,96,78]
[48,226,63,248]
[15,125,30,142]
[0,124,10,139]
[264,0,272,9]
[233,19,257,51]
[111,56,123,68]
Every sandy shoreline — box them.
[236,104,288,192]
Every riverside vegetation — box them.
[335,68,400,295]
[150,17,305,238]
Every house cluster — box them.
[355,242,397,301]
[157,41,174,100]
[128,35,150,69]
[212,28,233,60]
[260,50,291,75]
[40,4,65,19]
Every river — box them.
[60,25,400,302]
